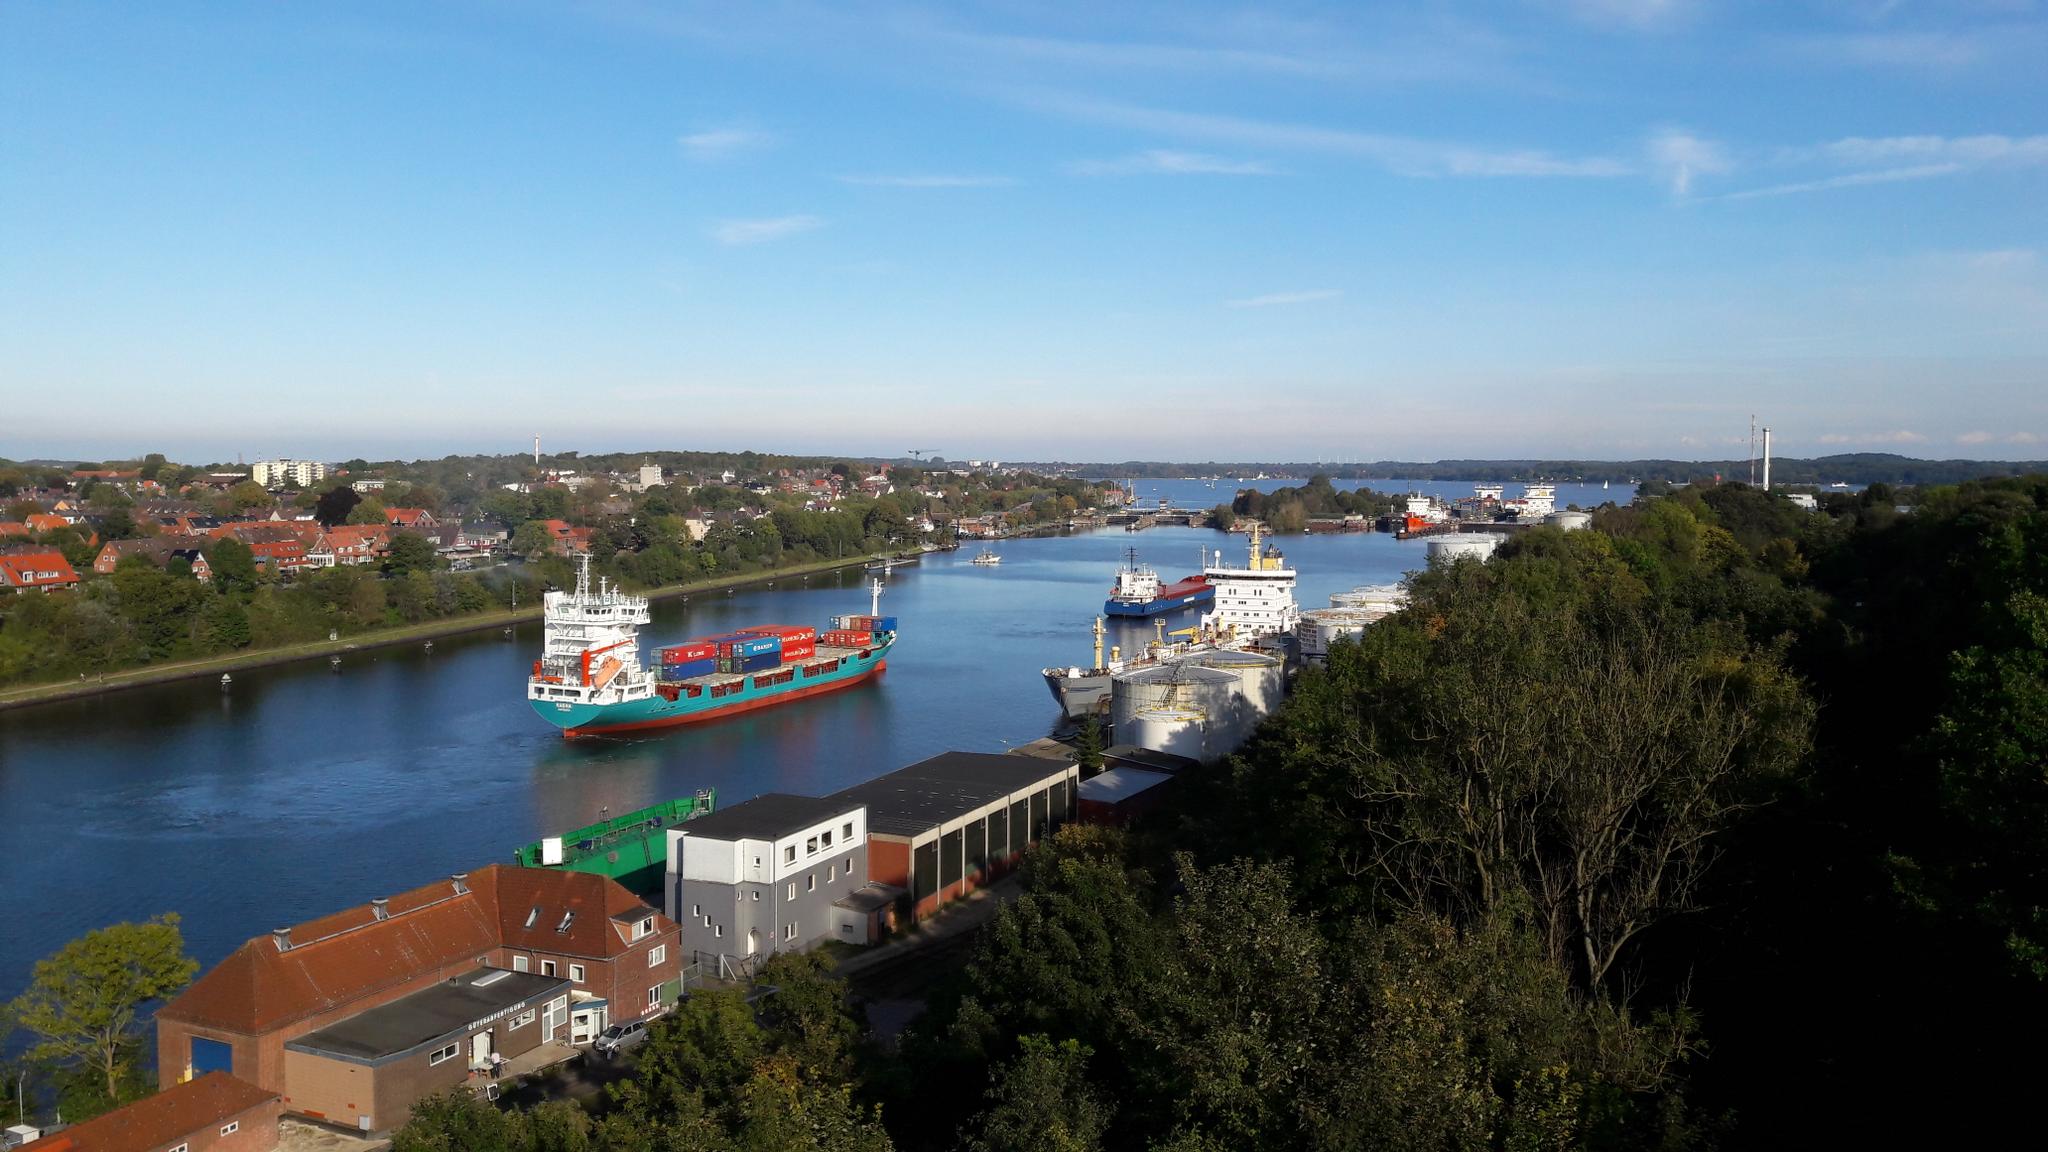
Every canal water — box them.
[0,489,1619,995]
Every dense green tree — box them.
[315,485,362,527]
[204,537,259,598]
[8,914,197,1104]
[347,497,389,526]
[384,531,440,576]
[958,1036,1106,1152]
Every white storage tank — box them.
[1544,510,1592,532]
[1296,607,1377,664]
[1180,649,1286,747]
[1111,664,1241,743]
[1328,583,1408,618]
[1427,534,1503,565]
[1128,706,1206,762]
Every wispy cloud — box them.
[1818,430,1928,445]
[934,29,1329,77]
[679,127,772,161]
[1557,0,1696,31]
[1959,430,2042,446]
[1227,289,1342,309]
[1780,30,1988,71]
[1070,150,1277,177]
[836,174,1014,188]
[1818,133,2048,167]
[1027,94,1630,179]
[710,215,822,246]
[1715,163,1963,201]
[1648,128,1731,196]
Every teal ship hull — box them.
[531,634,893,736]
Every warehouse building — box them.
[1077,767,1175,826]
[828,751,1078,921]
[666,794,871,979]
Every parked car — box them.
[592,1020,649,1059]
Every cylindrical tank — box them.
[1329,583,1408,617]
[1111,664,1240,743]
[1181,649,1286,734]
[1427,534,1503,565]
[1296,607,1376,663]
[1544,510,1592,532]
[1127,707,1206,761]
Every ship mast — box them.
[870,577,884,617]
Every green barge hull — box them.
[513,791,717,898]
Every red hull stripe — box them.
[564,661,887,737]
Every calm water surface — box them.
[0,514,1602,993]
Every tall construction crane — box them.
[907,448,940,461]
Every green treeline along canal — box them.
[0,484,1611,994]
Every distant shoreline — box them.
[0,551,898,713]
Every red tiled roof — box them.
[159,864,667,1035]
[39,1072,276,1152]
[0,522,27,537]
[0,551,79,588]
[25,513,70,531]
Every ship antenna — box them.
[870,577,884,617]
[574,551,592,599]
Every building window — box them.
[786,882,796,901]
[512,956,529,973]
[807,874,816,892]
[806,836,818,856]
[511,1010,535,1030]
[171,1146,188,1152]
[828,864,837,882]
[635,917,654,939]
[429,1043,460,1066]
[648,986,663,1007]
[821,829,833,848]
[570,964,585,984]
[691,904,701,917]
[784,846,795,864]
[784,922,797,941]
[751,891,760,901]
[541,960,557,977]
[714,924,722,938]
[221,1121,239,1136]
[843,821,853,840]
[649,944,667,968]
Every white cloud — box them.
[836,174,1014,188]
[1817,430,1928,445]
[1957,430,1997,444]
[2010,431,2043,445]
[1558,0,1695,31]
[1227,289,1342,308]
[1025,94,1631,179]
[710,215,822,246]
[1071,150,1277,176]
[1819,134,2048,167]
[1648,128,1731,196]
[679,128,772,161]
[1783,31,1987,71]
[1715,163,1963,201]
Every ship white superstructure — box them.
[528,553,655,710]
[1198,523,1300,641]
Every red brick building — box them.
[35,1071,279,1152]
[0,549,79,591]
[154,865,681,1128]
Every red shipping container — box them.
[781,643,815,661]
[821,630,868,647]
[741,625,816,643]
[662,642,717,664]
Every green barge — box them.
[513,790,717,898]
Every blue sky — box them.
[2,1,2044,463]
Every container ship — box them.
[512,791,717,897]
[1104,548,1213,617]
[528,555,897,737]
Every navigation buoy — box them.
[220,673,232,691]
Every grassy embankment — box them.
[0,551,907,711]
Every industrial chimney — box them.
[1762,428,1772,492]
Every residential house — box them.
[30,1070,280,1152]
[0,522,27,539]
[24,512,72,534]
[537,520,592,555]
[154,864,681,1133]
[214,524,310,572]
[383,507,437,529]
[306,525,389,568]
[456,523,508,551]
[0,549,81,592]
[92,537,209,573]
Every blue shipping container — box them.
[872,616,898,632]
[734,636,780,657]
[662,659,716,681]
[739,652,781,673]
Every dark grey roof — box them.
[1078,767,1174,804]
[1102,745,1199,774]
[833,883,905,913]
[285,969,570,1065]
[828,751,1075,837]
[679,793,859,842]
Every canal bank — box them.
[0,551,910,712]
[0,525,1434,1005]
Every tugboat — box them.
[972,546,1002,566]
